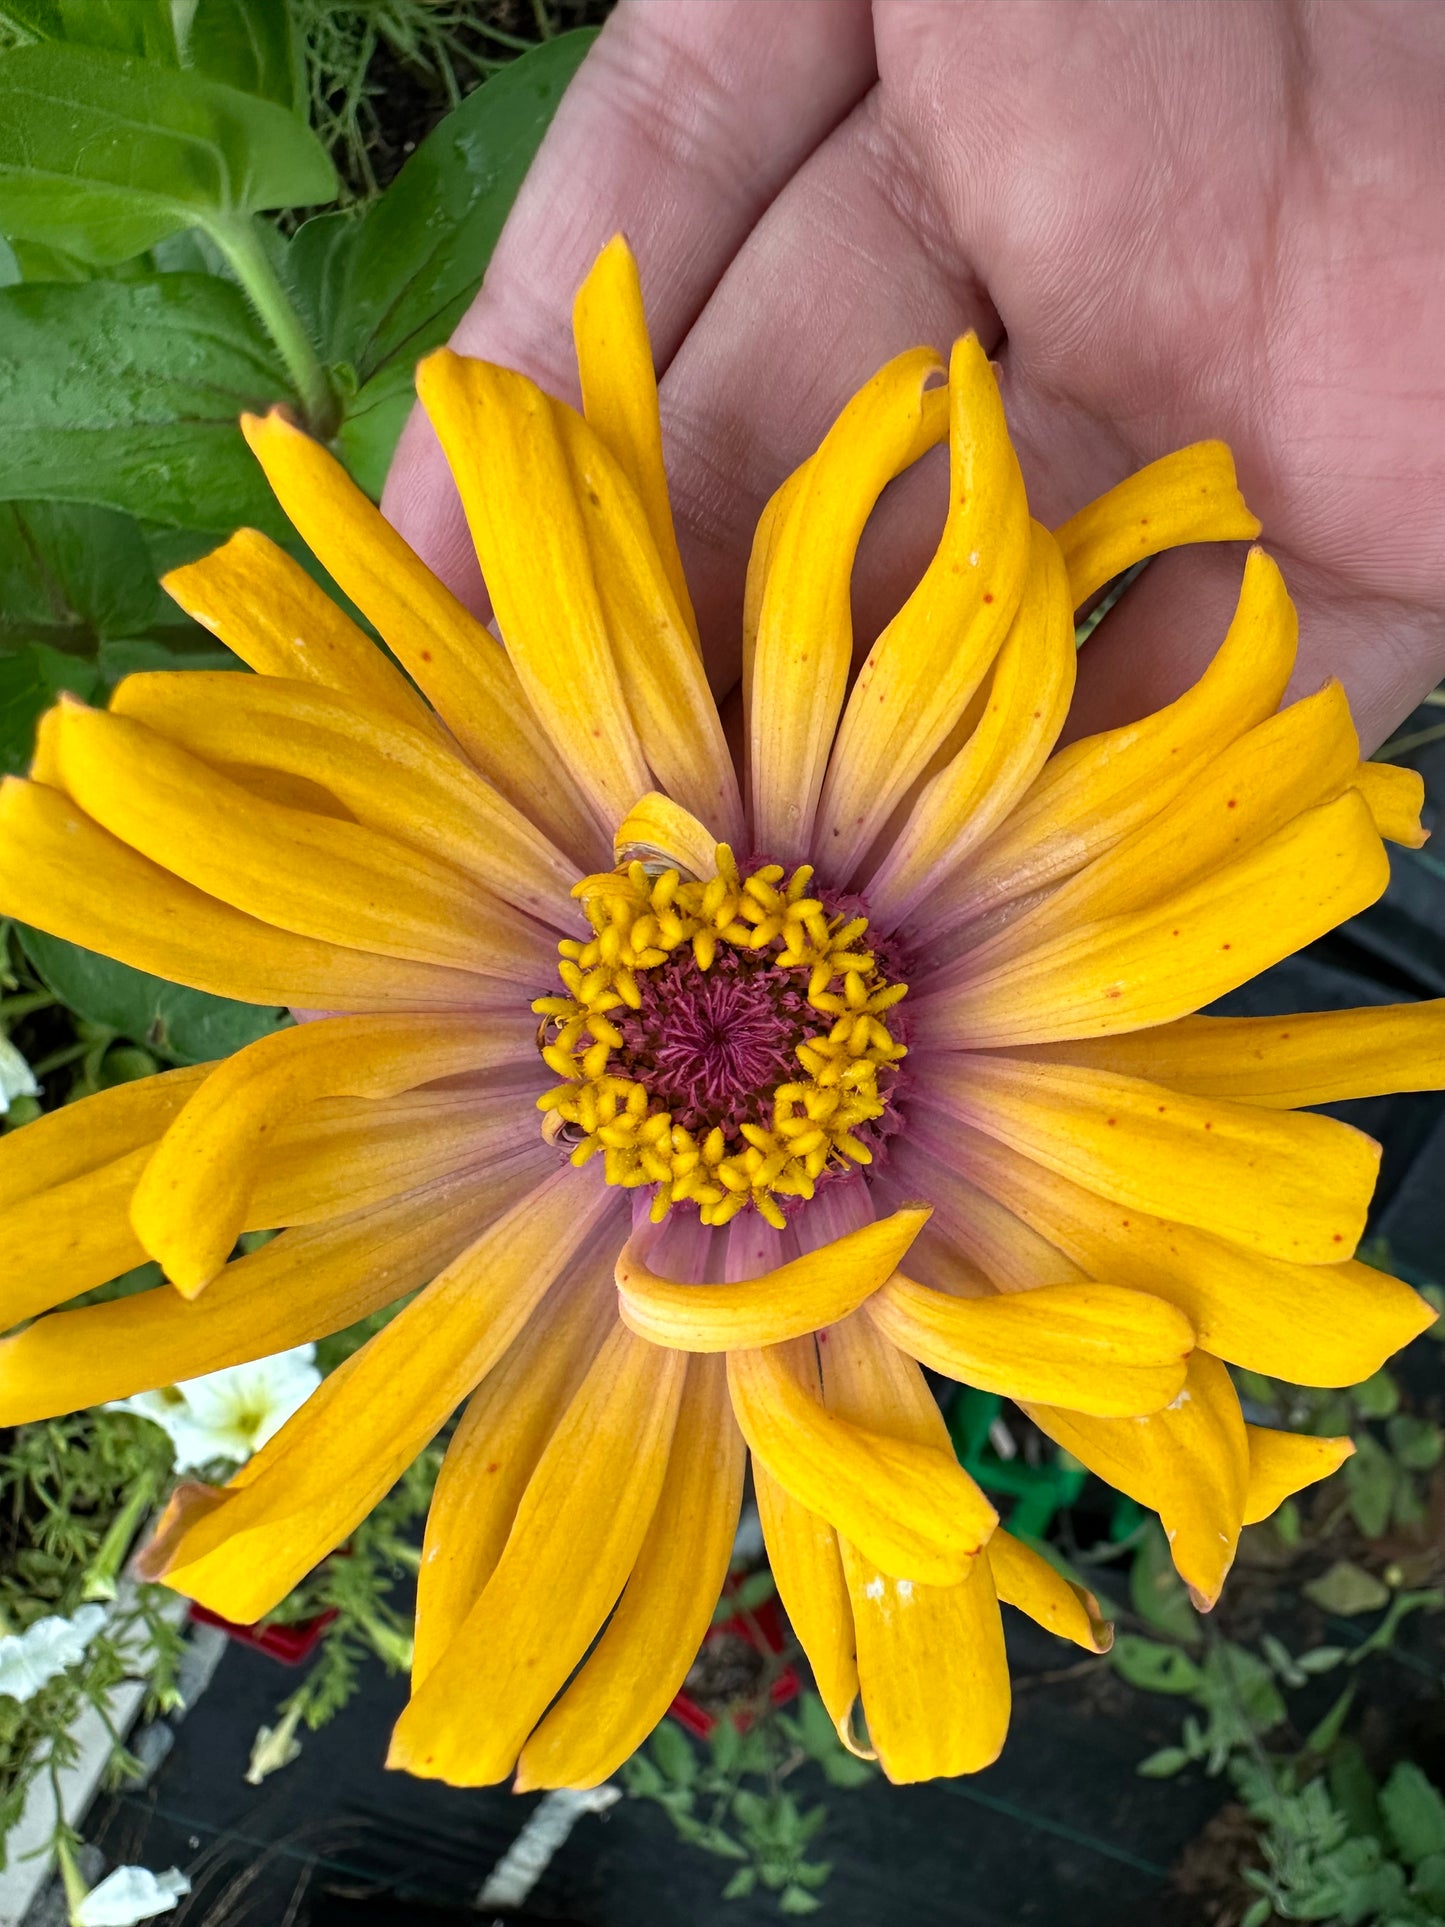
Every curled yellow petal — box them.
[1055,440,1260,608]
[138,1170,611,1624]
[616,1207,929,1351]
[1015,1001,1445,1110]
[613,791,718,879]
[387,1319,687,1786]
[517,1352,745,1790]
[816,335,1030,877]
[0,777,490,1012]
[1024,1351,1249,1609]
[866,522,1075,927]
[986,1530,1113,1653]
[240,410,599,867]
[923,1053,1380,1264]
[753,1459,862,1755]
[1352,760,1427,847]
[131,1012,537,1297]
[1243,1425,1355,1526]
[161,528,435,734]
[865,1273,1192,1417]
[573,233,697,644]
[750,348,947,861]
[727,1336,995,1587]
[920,790,1390,1048]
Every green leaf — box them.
[721,1869,756,1900]
[650,1718,697,1788]
[1137,1746,1192,1779]
[1345,1433,1400,1540]
[178,0,303,114]
[1303,1683,1356,1756]
[1387,1414,1444,1473]
[1110,1634,1202,1696]
[1304,1560,1392,1617]
[0,498,172,651]
[291,31,594,428]
[1353,1370,1401,1421]
[779,1886,823,1916]
[0,43,335,265]
[0,274,288,530]
[52,0,178,61]
[0,640,99,771]
[1379,1764,1445,1867]
[1239,1901,1272,1927]
[17,926,287,1063]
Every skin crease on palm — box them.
[382,0,1445,756]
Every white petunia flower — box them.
[111,1345,321,1472]
[0,1034,38,1114]
[72,1864,191,1925]
[0,1603,107,1702]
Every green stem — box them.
[207,214,336,436]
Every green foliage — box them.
[623,1688,872,1914]
[0,1411,186,1861]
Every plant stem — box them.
[207,214,336,437]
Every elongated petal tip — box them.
[132,1479,227,1585]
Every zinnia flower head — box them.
[0,236,1439,1788]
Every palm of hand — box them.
[384,0,1445,750]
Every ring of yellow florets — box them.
[532,846,908,1229]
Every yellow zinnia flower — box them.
[0,236,1439,1789]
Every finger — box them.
[655,91,1002,684]
[383,0,877,608]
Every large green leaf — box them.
[180,0,302,114]
[0,274,289,530]
[0,42,335,264]
[0,498,162,649]
[0,639,99,771]
[50,0,178,61]
[291,31,594,392]
[18,925,287,1063]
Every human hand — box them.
[382,0,1445,752]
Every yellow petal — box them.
[139,1169,613,1622]
[816,336,1030,877]
[1023,1350,1249,1609]
[753,1459,862,1754]
[750,349,947,861]
[1014,1001,1445,1109]
[416,351,650,834]
[922,1053,1379,1264]
[922,546,1296,939]
[0,1143,151,1327]
[573,233,697,645]
[1243,1426,1354,1525]
[161,528,436,734]
[131,1011,537,1296]
[1351,760,1428,848]
[0,777,490,1012]
[727,1334,995,1587]
[517,1352,745,1790]
[0,1064,208,1212]
[413,1239,618,1686]
[986,1530,1113,1653]
[110,672,579,930]
[742,460,811,709]
[865,523,1075,927]
[613,791,718,880]
[937,1117,1437,1386]
[888,1136,1092,1290]
[387,1319,687,1786]
[964,678,1361,969]
[554,402,744,843]
[920,789,1389,1047]
[820,1312,1008,1781]
[240,411,600,867]
[866,1273,1191,1417]
[616,1207,929,1351]
[0,1154,542,1423]
[1054,441,1260,607]
[41,700,549,982]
